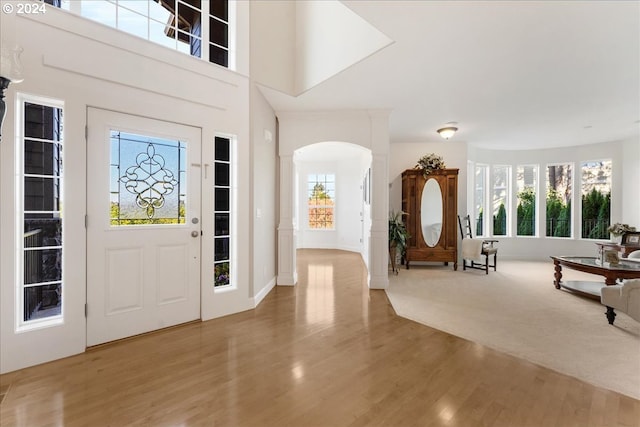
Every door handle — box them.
[191,230,199,238]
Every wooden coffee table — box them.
[550,256,640,298]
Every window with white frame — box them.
[473,164,488,237]
[492,165,509,236]
[516,165,538,236]
[44,0,233,69]
[581,160,611,239]
[19,98,64,327]
[214,136,232,287]
[307,174,335,229]
[546,164,572,238]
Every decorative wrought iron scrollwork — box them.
[119,143,178,218]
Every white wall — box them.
[250,0,296,95]
[389,141,469,219]
[250,85,278,305]
[295,1,392,93]
[0,6,253,373]
[622,137,640,227]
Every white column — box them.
[367,111,390,289]
[277,154,297,285]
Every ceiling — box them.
[259,1,640,150]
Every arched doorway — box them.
[294,142,372,261]
[276,110,390,289]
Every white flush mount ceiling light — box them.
[437,126,458,140]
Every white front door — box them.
[86,108,201,346]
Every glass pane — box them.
[24,177,61,212]
[117,6,148,39]
[81,0,117,28]
[214,262,229,287]
[214,237,229,261]
[307,174,335,229]
[179,0,201,11]
[177,2,201,34]
[110,132,186,225]
[474,165,487,236]
[174,29,201,57]
[150,19,178,49]
[24,284,62,321]
[177,38,191,54]
[24,104,62,140]
[215,213,229,236]
[24,248,62,285]
[210,0,228,20]
[25,140,62,176]
[209,17,228,48]
[215,163,230,186]
[215,137,230,161]
[215,188,229,211]
[119,0,148,16]
[516,165,537,236]
[24,216,62,246]
[209,44,228,67]
[492,166,508,236]
[581,160,611,239]
[150,0,172,22]
[546,164,572,238]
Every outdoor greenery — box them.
[214,262,230,287]
[582,189,610,239]
[308,182,335,229]
[493,203,507,235]
[546,189,571,237]
[110,202,185,225]
[516,188,535,236]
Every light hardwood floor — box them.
[1,249,639,426]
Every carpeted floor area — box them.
[386,260,640,399]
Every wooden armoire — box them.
[401,168,458,270]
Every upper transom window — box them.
[44,0,232,69]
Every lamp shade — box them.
[0,46,24,83]
[437,127,458,140]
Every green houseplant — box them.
[389,210,410,273]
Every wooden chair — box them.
[458,214,498,274]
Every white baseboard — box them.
[254,276,276,307]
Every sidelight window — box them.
[18,97,64,327]
[214,136,232,287]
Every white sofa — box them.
[600,279,640,324]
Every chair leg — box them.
[605,306,616,325]
[494,253,497,271]
[485,255,489,274]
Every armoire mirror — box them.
[420,177,443,247]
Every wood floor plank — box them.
[1,249,638,427]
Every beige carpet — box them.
[386,260,640,400]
